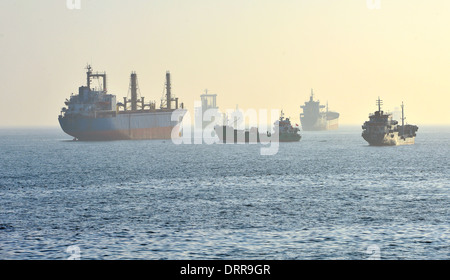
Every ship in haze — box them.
[300,89,339,131]
[214,111,301,143]
[362,97,418,146]
[274,111,302,142]
[58,65,186,140]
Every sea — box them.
[0,126,448,260]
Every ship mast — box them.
[166,71,171,109]
[130,72,138,111]
[86,65,92,89]
[85,64,107,92]
[161,71,179,110]
[376,97,383,112]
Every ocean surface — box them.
[0,126,449,260]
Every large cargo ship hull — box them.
[326,117,339,130]
[59,110,185,141]
[300,113,339,131]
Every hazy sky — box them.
[0,0,449,127]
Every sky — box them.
[0,0,449,127]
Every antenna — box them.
[376,97,383,112]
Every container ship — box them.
[362,97,418,146]
[58,65,186,141]
[300,89,339,131]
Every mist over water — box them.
[0,126,449,259]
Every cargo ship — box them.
[58,65,186,140]
[214,111,301,143]
[362,97,418,146]
[300,89,339,131]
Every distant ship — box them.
[214,111,301,143]
[362,97,418,146]
[214,125,265,143]
[58,65,186,141]
[300,89,339,131]
[274,111,302,142]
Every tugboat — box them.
[362,97,418,146]
[274,110,302,142]
[214,110,301,143]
